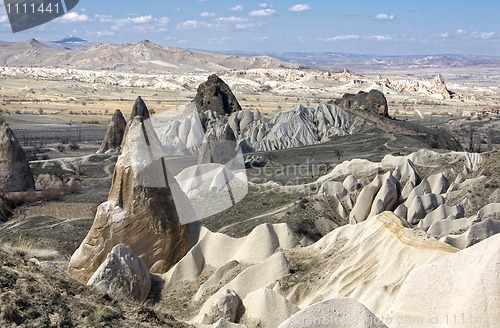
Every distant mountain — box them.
[218,51,500,72]
[49,36,97,50]
[0,39,298,73]
[2,38,499,74]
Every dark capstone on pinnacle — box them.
[97,109,127,154]
[334,89,389,117]
[193,74,242,116]
[130,96,150,120]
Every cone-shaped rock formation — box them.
[69,116,193,283]
[97,109,127,154]
[0,123,35,192]
[193,74,242,116]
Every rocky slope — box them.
[0,249,190,327]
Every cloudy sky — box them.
[0,0,498,55]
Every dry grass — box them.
[0,249,192,327]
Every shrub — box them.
[69,142,80,151]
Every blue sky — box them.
[0,0,499,55]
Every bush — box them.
[56,144,65,152]
[69,142,80,151]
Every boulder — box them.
[202,289,242,324]
[343,175,360,193]
[278,297,387,328]
[97,109,127,154]
[0,124,35,192]
[334,89,389,117]
[193,74,242,116]
[68,116,194,284]
[87,244,151,302]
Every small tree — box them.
[333,148,343,161]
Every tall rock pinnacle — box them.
[69,116,195,283]
[97,109,127,154]
[0,124,35,192]
[193,74,242,116]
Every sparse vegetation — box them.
[69,142,80,151]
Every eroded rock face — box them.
[0,124,35,192]
[69,116,192,284]
[335,89,389,117]
[193,74,242,116]
[97,109,127,154]
[387,233,500,328]
[87,243,151,302]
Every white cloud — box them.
[323,34,360,42]
[59,12,90,23]
[201,12,216,17]
[95,14,113,22]
[454,29,495,40]
[88,30,115,37]
[130,15,153,24]
[375,13,395,20]
[0,15,7,23]
[259,3,269,8]
[479,32,495,39]
[217,16,248,23]
[289,4,311,12]
[249,9,276,17]
[230,5,244,11]
[440,32,449,38]
[103,15,171,33]
[176,20,206,30]
[372,35,392,41]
